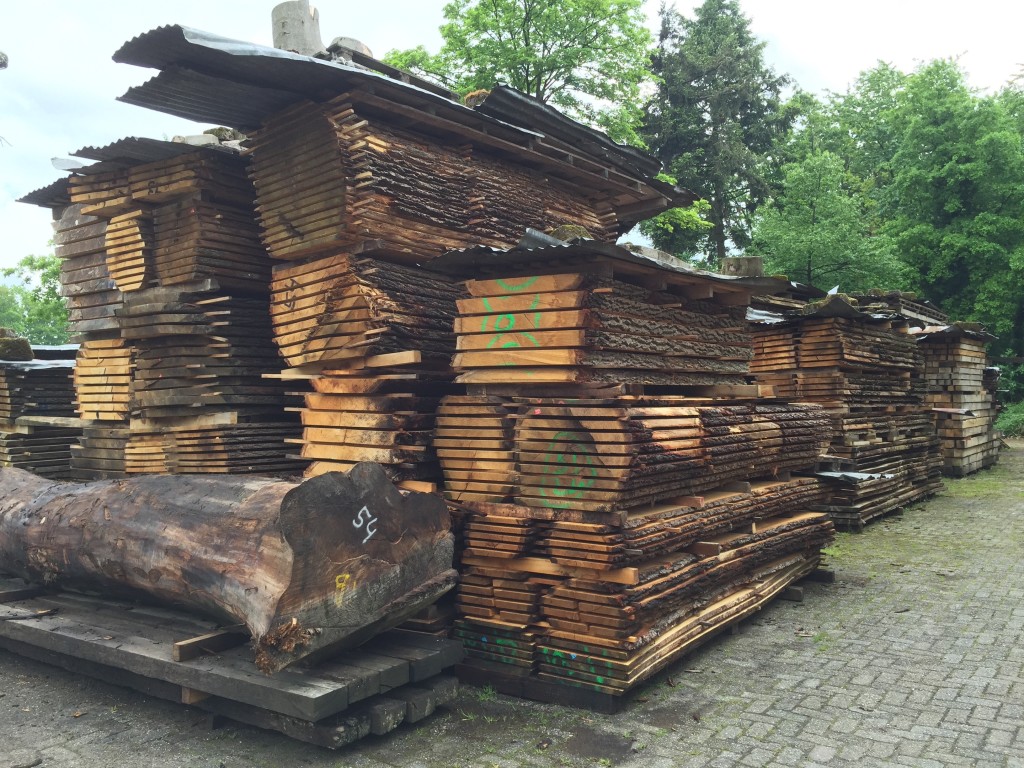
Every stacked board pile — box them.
[450,271,752,387]
[245,95,625,264]
[267,251,464,485]
[914,324,1001,477]
[241,87,657,489]
[57,141,302,477]
[429,248,836,703]
[751,296,942,530]
[0,334,80,479]
[51,204,131,478]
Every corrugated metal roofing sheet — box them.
[19,137,243,209]
[910,323,996,342]
[113,25,477,128]
[120,69,299,130]
[476,87,662,181]
[72,136,238,165]
[111,26,678,202]
[17,178,70,209]
[428,237,790,293]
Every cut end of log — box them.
[255,462,457,673]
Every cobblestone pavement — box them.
[1,442,1022,768]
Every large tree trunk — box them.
[0,463,456,673]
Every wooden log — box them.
[0,462,456,673]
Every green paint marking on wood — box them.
[496,276,540,292]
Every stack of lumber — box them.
[74,339,133,421]
[428,246,835,703]
[55,206,123,337]
[850,290,948,328]
[150,196,269,293]
[0,423,80,480]
[451,273,752,387]
[246,96,618,263]
[119,286,286,416]
[534,513,833,694]
[269,254,460,370]
[455,475,828,569]
[0,352,80,480]
[103,208,153,291]
[117,284,301,475]
[914,324,1001,477]
[438,396,831,510]
[268,253,464,484]
[57,142,301,478]
[66,168,133,219]
[0,360,77,421]
[70,424,131,480]
[52,205,128,478]
[750,296,942,530]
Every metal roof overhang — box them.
[429,238,791,294]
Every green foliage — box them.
[752,151,910,291]
[642,0,792,266]
[773,60,1024,360]
[637,177,713,260]
[882,60,1024,360]
[996,363,1024,404]
[382,0,653,144]
[996,401,1024,437]
[1,253,70,345]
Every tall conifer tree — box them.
[643,0,791,265]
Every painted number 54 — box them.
[352,505,378,544]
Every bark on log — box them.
[0,462,456,673]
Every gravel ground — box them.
[1,441,1022,768]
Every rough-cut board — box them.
[0,463,456,672]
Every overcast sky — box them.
[2,0,1022,272]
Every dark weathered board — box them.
[0,580,462,740]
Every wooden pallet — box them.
[0,580,463,748]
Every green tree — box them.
[382,0,653,144]
[824,63,907,190]
[884,60,1024,360]
[1,254,70,345]
[752,151,908,291]
[642,0,792,266]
